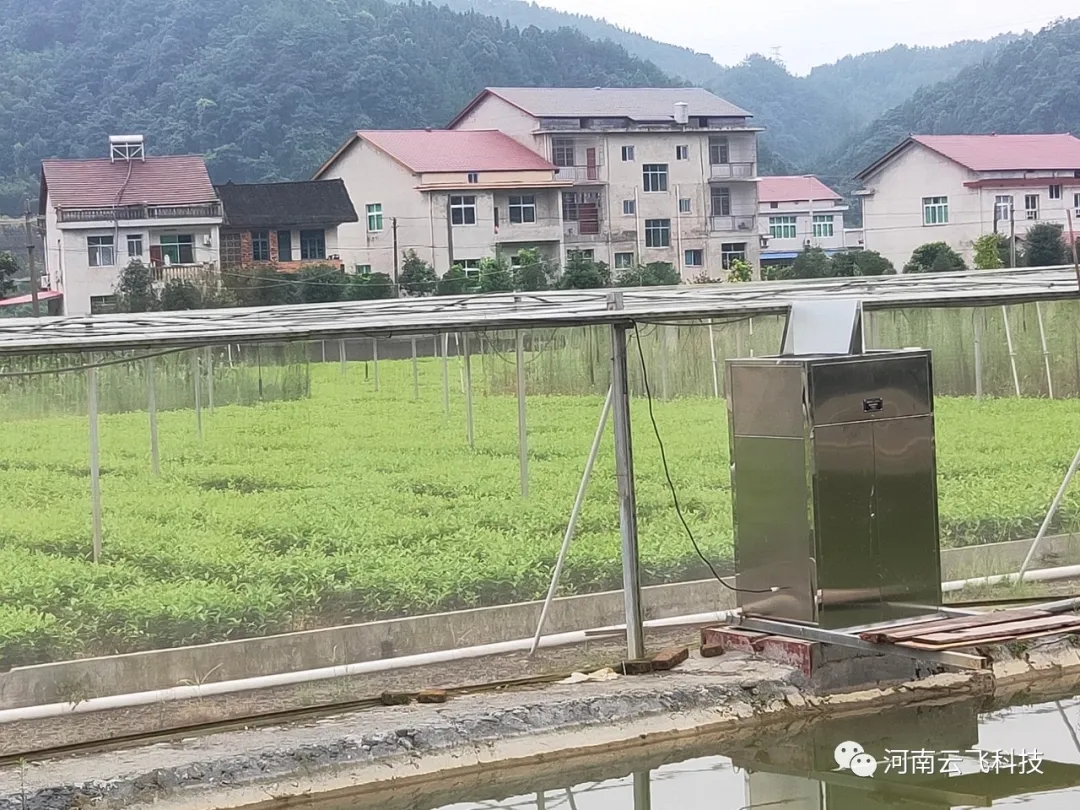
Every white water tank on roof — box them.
[673,102,689,125]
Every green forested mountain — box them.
[0,0,673,213]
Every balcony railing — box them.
[58,203,222,224]
[709,162,756,180]
[710,215,756,233]
[555,165,604,183]
[150,262,219,285]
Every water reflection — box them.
[427,697,1080,810]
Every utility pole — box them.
[446,194,455,272]
[392,216,400,293]
[1009,206,1017,269]
[1067,210,1080,290]
[23,201,40,317]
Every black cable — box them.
[631,321,779,595]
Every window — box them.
[644,219,671,248]
[813,215,834,238]
[621,145,635,162]
[277,230,292,261]
[770,202,779,209]
[87,235,115,267]
[614,252,634,269]
[995,195,1013,222]
[642,164,668,193]
[450,195,477,226]
[769,216,797,240]
[922,196,949,225]
[467,173,479,184]
[459,258,481,280]
[89,295,118,314]
[1050,184,1062,200]
[562,191,601,234]
[721,243,746,270]
[711,187,731,217]
[356,264,372,276]
[251,230,270,261]
[622,199,636,216]
[300,229,327,259]
[684,249,703,267]
[367,203,384,232]
[126,234,143,259]
[1025,194,1040,220]
[509,195,536,224]
[567,249,594,261]
[221,232,242,268]
[552,138,575,167]
[678,198,692,214]
[676,145,689,161]
[159,234,195,264]
[1074,193,1080,217]
[709,137,729,165]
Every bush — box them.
[513,248,556,291]
[790,246,830,279]
[436,265,472,296]
[346,272,395,300]
[478,256,514,293]
[114,260,159,312]
[973,234,1006,270]
[904,242,966,273]
[558,254,611,289]
[296,265,347,304]
[829,250,895,277]
[616,261,680,287]
[725,258,753,282]
[398,250,437,296]
[1024,223,1067,268]
[160,279,204,310]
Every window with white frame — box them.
[684,249,703,267]
[87,235,115,267]
[923,196,949,225]
[159,234,195,264]
[460,258,481,277]
[367,203,384,232]
[90,295,118,314]
[644,219,671,248]
[642,164,668,193]
[1025,194,1040,220]
[614,252,634,268]
[621,145,635,162]
[813,214,834,238]
[300,229,326,260]
[1050,184,1062,200]
[678,198,692,214]
[552,138,575,167]
[711,187,731,217]
[995,195,1013,222]
[709,136,729,165]
[356,264,372,276]
[508,195,536,224]
[126,234,143,259]
[622,199,636,216]
[769,216,797,240]
[567,249,594,262]
[450,195,477,226]
[721,243,746,269]
[676,145,689,161]
[1075,192,1080,217]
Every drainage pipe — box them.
[942,563,1080,594]
[0,609,742,725]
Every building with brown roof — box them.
[855,134,1080,269]
[313,129,571,279]
[448,87,763,279]
[39,136,223,315]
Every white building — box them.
[39,136,222,316]
[758,175,849,266]
[448,87,762,279]
[313,129,568,277]
[855,134,1080,269]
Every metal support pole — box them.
[536,792,546,810]
[1018,444,1080,578]
[660,326,670,400]
[410,337,419,401]
[321,341,326,364]
[463,332,474,450]
[192,352,203,440]
[372,338,380,391]
[530,386,614,655]
[339,339,347,377]
[749,317,755,357]
[87,364,103,563]
[707,320,719,398]
[441,333,450,417]
[973,309,984,401]
[632,772,652,810]
[205,347,214,412]
[1036,302,1054,399]
[146,357,160,476]
[611,322,645,660]
[516,329,528,498]
[1002,306,1021,397]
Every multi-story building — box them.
[313,129,567,278]
[758,175,850,267]
[856,134,1080,269]
[448,87,762,279]
[39,136,222,315]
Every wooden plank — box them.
[862,609,1051,643]
[902,624,1080,650]
[914,615,1080,645]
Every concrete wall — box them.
[759,199,849,254]
[452,95,543,153]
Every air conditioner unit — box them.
[804,238,813,247]
[203,234,213,247]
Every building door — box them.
[586,148,598,181]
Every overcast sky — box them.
[538,0,1077,74]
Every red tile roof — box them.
[912,134,1080,172]
[354,130,555,173]
[758,175,842,203]
[41,155,218,210]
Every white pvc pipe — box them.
[1019,444,1080,577]
[942,563,1080,594]
[0,609,741,725]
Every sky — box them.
[537,0,1078,74]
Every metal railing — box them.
[710,215,756,233]
[555,165,604,183]
[150,262,219,284]
[709,162,756,180]
[58,203,222,224]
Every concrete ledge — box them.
[1,533,1076,710]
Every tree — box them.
[790,247,830,279]
[0,252,20,297]
[1024,223,1067,267]
[114,260,159,312]
[904,242,966,273]
[725,258,753,283]
[513,248,556,291]
[160,280,204,310]
[972,234,1005,270]
[478,256,513,293]
[345,272,395,300]
[436,265,472,296]
[224,265,297,308]
[558,253,611,289]
[398,250,437,296]
[296,265,347,304]
[617,261,680,287]
[831,250,895,277]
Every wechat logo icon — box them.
[834,741,879,778]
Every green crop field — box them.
[2,326,1080,668]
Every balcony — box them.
[555,165,604,183]
[496,221,562,244]
[710,215,756,233]
[150,262,219,285]
[709,162,756,180]
[58,203,223,224]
